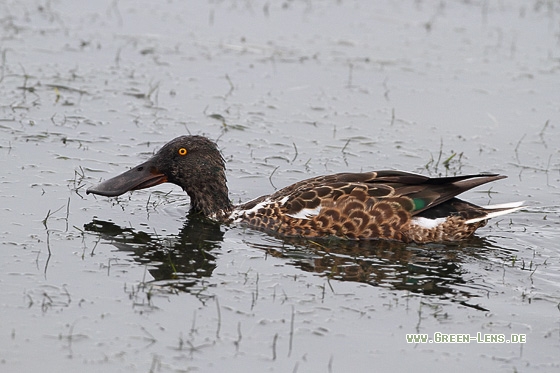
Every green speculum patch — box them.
[412,198,427,211]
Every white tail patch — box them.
[465,201,524,224]
[411,217,446,229]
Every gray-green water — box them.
[1,1,559,372]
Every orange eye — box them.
[178,148,187,156]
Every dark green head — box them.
[87,135,233,218]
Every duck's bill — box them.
[86,160,168,197]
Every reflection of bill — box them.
[84,211,224,293]
[405,332,527,343]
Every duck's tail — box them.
[465,201,524,224]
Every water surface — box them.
[1,1,559,372]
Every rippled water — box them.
[1,0,559,372]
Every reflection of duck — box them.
[85,211,514,310]
[87,136,522,243]
[247,235,514,311]
[84,211,223,291]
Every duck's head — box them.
[87,135,232,218]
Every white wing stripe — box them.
[286,206,322,220]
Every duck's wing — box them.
[271,171,506,218]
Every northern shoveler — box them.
[86,135,523,243]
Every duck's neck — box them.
[185,172,233,221]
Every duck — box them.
[86,135,523,243]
